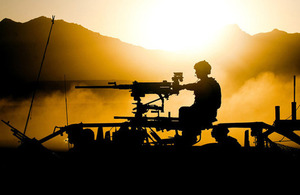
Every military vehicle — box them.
[3,73,300,159]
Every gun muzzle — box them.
[75,86,115,89]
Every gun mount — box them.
[68,72,188,149]
[76,72,183,119]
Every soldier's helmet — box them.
[211,126,229,139]
[194,60,211,75]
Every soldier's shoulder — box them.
[208,77,218,82]
[208,77,220,86]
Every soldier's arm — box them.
[180,83,197,91]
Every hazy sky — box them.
[1,0,300,50]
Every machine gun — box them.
[1,73,185,154]
[76,72,183,119]
[1,120,56,158]
[1,120,32,143]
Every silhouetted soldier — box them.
[211,126,241,150]
[178,60,221,147]
[68,128,95,152]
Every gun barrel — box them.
[75,86,115,89]
[75,84,132,89]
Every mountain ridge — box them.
[1,16,300,98]
[0,16,177,80]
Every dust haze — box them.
[2,72,300,149]
[218,72,300,147]
[0,83,133,150]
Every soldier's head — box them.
[194,60,211,79]
[211,126,229,142]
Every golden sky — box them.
[1,0,300,51]
[1,0,300,150]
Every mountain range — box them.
[217,24,300,81]
[1,16,300,98]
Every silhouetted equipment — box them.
[73,73,185,148]
[212,76,300,149]
[3,73,300,157]
[1,120,54,158]
[271,75,300,145]
[244,130,250,148]
[292,75,297,120]
[76,72,183,118]
[2,120,32,143]
[211,126,241,150]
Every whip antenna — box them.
[24,15,55,135]
[292,75,297,120]
[64,75,69,125]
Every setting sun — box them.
[142,0,235,51]
[1,0,300,51]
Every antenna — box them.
[294,75,296,102]
[24,15,55,134]
[292,75,297,120]
[64,75,69,125]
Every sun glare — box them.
[143,0,235,51]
